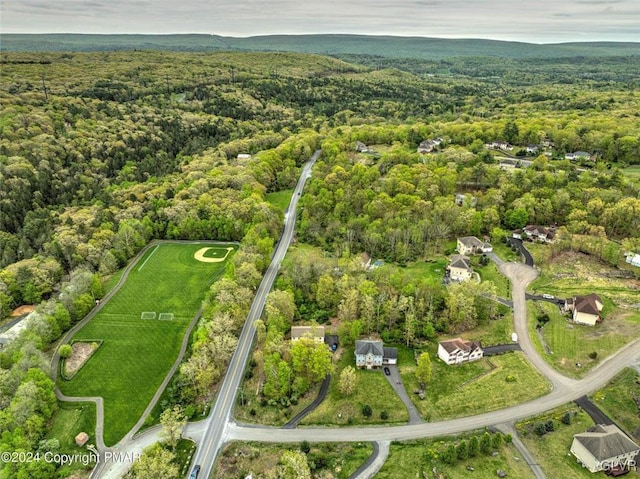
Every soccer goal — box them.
[140,311,156,320]
[158,313,174,321]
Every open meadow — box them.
[58,242,236,445]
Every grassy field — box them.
[474,258,510,298]
[45,401,97,476]
[59,242,236,446]
[376,436,535,479]
[518,407,596,479]
[301,347,409,426]
[491,241,521,262]
[265,189,293,212]
[214,441,372,479]
[591,368,640,441]
[379,258,448,292]
[527,301,639,377]
[399,345,550,420]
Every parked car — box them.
[384,367,391,376]
[542,294,554,299]
[190,465,201,479]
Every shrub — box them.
[545,420,555,432]
[505,374,516,383]
[534,423,547,436]
[300,440,310,454]
[561,412,572,425]
[492,433,504,449]
[380,410,389,420]
[249,408,256,417]
[59,344,73,359]
[468,436,479,457]
[456,440,468,460]
[589,351,598,359]
[362,405,372,418]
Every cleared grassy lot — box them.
[518,407,595,479]
[376,436,535,479]
[59,242,235,445]
[399,345,550,420]
[591,368,640,442]
[527,301,638,377]
[301,347,409,426]
[214,441,372,479]
[265,189,293,212]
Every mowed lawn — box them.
[59,242,236,446]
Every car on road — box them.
[384,367,391,376]
[190,465,201,479]
[542,294,555,299]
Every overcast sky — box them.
[2,0,639,43]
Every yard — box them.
[398,345,550,420]
[301,347,409,426]
[377,257,448,291]
[591,368,640,442]
[518,407,596,479]
[473,258,510,298]
[214,441,372,479]
[58,242,236,446]
[527,301,639,377]
[376,434,535,479]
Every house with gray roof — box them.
[355,340,384,369]
[447,254,474,282]
[456,236,492,256]
[570,424,640,474]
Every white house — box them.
[448,255,474,282]
[485,141,513,151]
[457,236,492,255]
[438,338,484,365]
[565,151,593,161]
[570,424,640,474]
[625,253,640,268]
[565,294,604,326]
[355,340,384,369]
[291,325,325,344]
[522,225,557,243]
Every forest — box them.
[0,48,639,477]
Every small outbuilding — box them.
[75,432,90,447]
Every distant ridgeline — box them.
[1,33,639,60]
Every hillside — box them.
[2,33,639,60]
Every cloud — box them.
[1,0,639,43]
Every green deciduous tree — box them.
[338,365,357,397]
[415,351,432,389]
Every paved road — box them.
[190,151,320,478]
[494,423,547,479]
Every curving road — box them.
[89,162,640,478]
[189,151,321,478]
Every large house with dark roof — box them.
[565,294,604,326]
[456,236,492,256]
[570,424,640,474]
[447,254,474,282]
[355,340,384,369]
[355,340,397,369]
[438,338,484,365]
